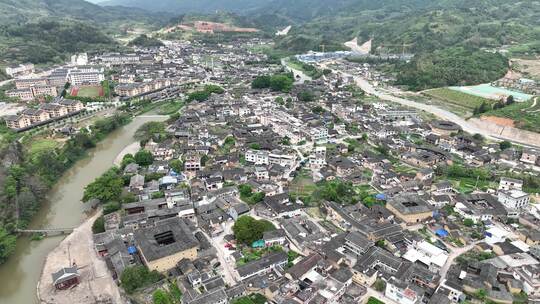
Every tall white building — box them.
[498,189,530,210]
[67,67,105,86]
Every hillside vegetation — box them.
[128,34,164,48]
[0,0,166,65]
[0,21,120,64]
[275,0,540,54]
[394,47,509,90]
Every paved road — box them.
[439,242,478,281]
[326,65,540,148]
[203,228,237,285]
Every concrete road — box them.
[203,227,238,285]
[439,242,478,281]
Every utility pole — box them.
[320,44,326,53]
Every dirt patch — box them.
[38,212,124,304]
[480,115,515,127]
[512,58,540,79]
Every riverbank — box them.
[0,115,168,304]
[37,211,124,304]
[113,141,140,166]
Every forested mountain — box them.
[0,0,162,25]
[275,0,540,53]
[0,0,167,65]
[100,0,268,14]
[101,0,540,55]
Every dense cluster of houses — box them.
[50,37,540,304]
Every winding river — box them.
[0,115,166,304]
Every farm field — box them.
[423,88,494,110]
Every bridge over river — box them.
[16,228,74,236]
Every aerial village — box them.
[5,36,540,304]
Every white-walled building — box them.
[245,149,269,165]
[498,189,530,210]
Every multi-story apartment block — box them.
[4,115,32,130]
[21,109,50,124]
[6,89,35,101]
[41,103,69,118]
[15,78,48,89]
[58,99,84,113]
[68,71,104,86]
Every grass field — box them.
[28,138,60,158]
[75,86,102,98]
[423,88,494,110]
[157,101,184,115]
[289,170,318,204]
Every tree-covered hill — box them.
[394,47,509,91]
[0,0,163,26]
[0,0,168,65]
[0,21,121,64]
[275,0,540,54]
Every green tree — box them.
[233,216,275,245]
[135,121,166,144]
[134,150,154,166]
[169,281,182,303]
[463,218,475,227]
[170,159,184,173]
[472,133,484,142]
[312,106,324,114]
[252,75,271,89]
[121,153,135,169]
[121,266,162,294]
[153,289,173,304]
[83,168,124,202]
[92,216,105,234]
[298,90,315,102]
[373,279,386,292]
[249,143,261,150]
[239,184,253,197]
[475,289,487,300]
[187,90,210,102]
[0,228,17,264]
[204,84,224,94]
[499,141,512,150]
[506,95,515,105]
[103,201,121,215]
[270,75,293,92]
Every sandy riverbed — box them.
[113,142,140,166]
[37,212,124,304]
